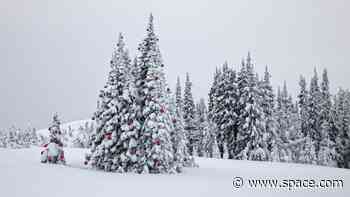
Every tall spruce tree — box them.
[222,65,238,159]
[208,68,224,158]
[135,14,175,173]
[175,76,183,113]
[165,89,195,171]
[260,66,275,156]
[211,66,226,158]
[195,98,207,157]
[117,66,140,172]
[316,69,338,166]
[172,84,196,168]
[205,119,219,158]
[235,53,266,161]
[87,33,136,172]
[318,121,337,166]
[208,68,220,120]
[208,62,239,159]
[274,84,291,162]
[183,73,197,156]
[320,69,332,124]
[48,113,63,146]
[334,89,350,168]
[298,76,309,137]
[308,68,322,153]
[299,136,317,165]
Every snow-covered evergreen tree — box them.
[195,98,206,157]
[318,121,337,167]
[308,69,322,153]
[208,68,219,120]
[175,76,183,113]
[281,82,295,144]
[235,53,266,161]
[299,136,317,165]
[298,75,309,137]
[260,66,275,158]
[183,73,197,156]
[197,98,219,158]
[135,14,175,173]
[334,89,350,168]
[270,139,281,162]
[48,113,63,146]
[87,32,137,172]
[205,120,220,158]
[166,89,195,170]
[208,62,239,159]
[288,100,304,162]
[221,64,238,159]
[72,122,94,148]
[173,80,197,166]
[209,67,225,158]
[0,131,6,148]
[207,69,222,158]
[274,82,304,163]
[320,69,332,125]
[0,126,39,149]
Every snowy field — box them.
[0,147,349,197]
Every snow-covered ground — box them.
[0,147,349,197]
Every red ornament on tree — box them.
[60,152,65,161]
[154,159,160,167]
[154,139,160,146]
[130,148,136,155]
[105,132,112,140]
[160,106,165,113]
[172,119,177,124]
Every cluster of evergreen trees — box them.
[48,115,95,148]
[0,126,40,148]
[0,114,95,149]
[41,114,95,148]
[179,74,219,158]
[70,121,95,148]
[206,53,350,168]
[85,15,195,174]
[85,14,350,172]
[47,115,95,148]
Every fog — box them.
[0,0,349,129]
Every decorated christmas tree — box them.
[48,113,63,146]
[87,33,134,171]
[135,14,177,173]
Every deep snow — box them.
[0,147,349,197]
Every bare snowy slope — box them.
[0,147,349,197]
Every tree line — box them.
[85,14,350,174]
[198,54,350,168]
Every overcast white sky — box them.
[0,0,349,129]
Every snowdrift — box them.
[0,147,349,197]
